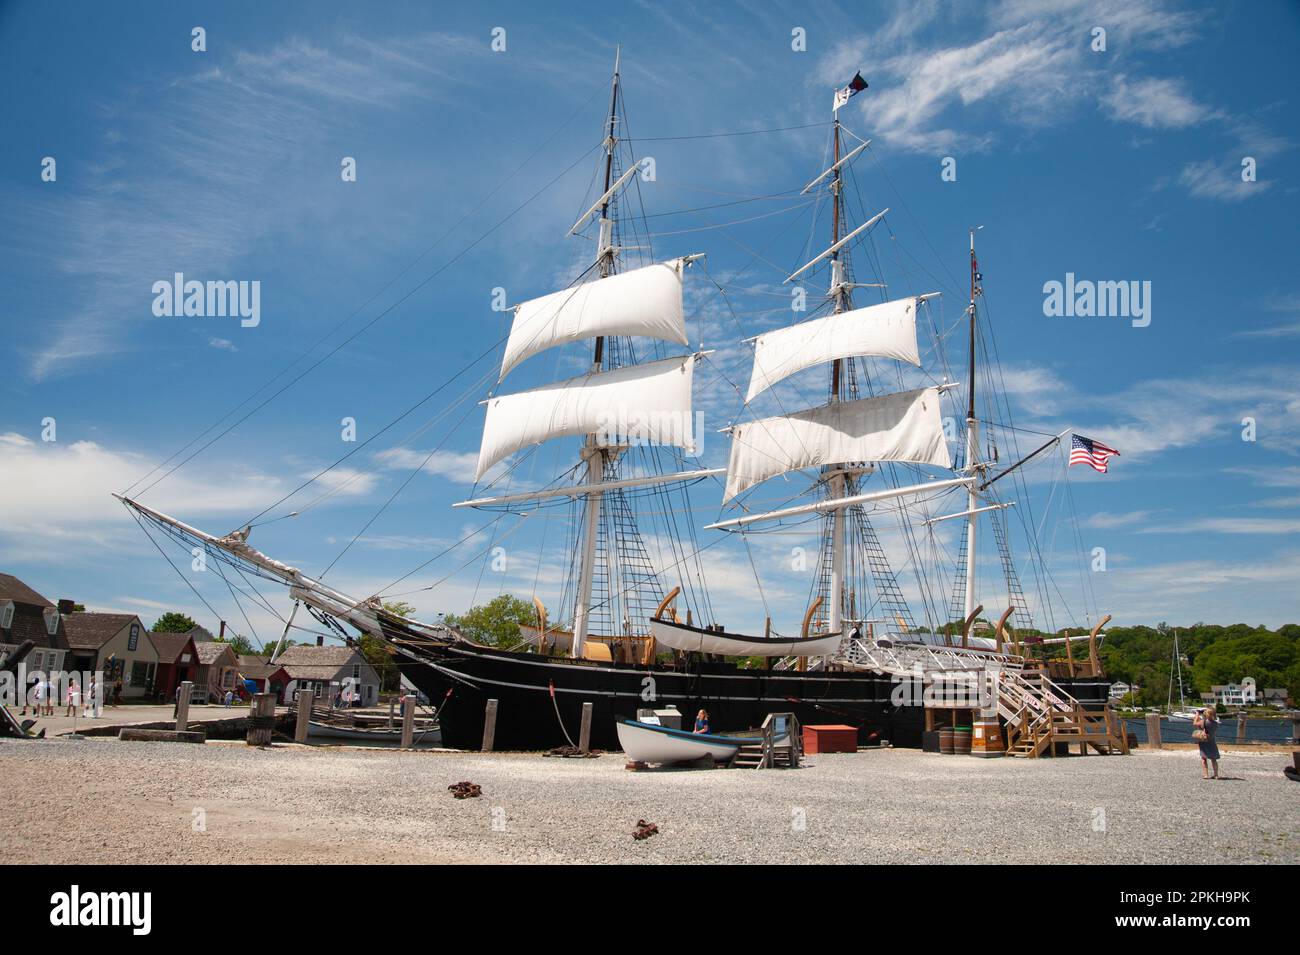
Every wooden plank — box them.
[119,728,205,744]
[294,689,314,743]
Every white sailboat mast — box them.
[962,228,981,623]
[827,118,847,636]
[572,47,622,657]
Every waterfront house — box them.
[274,644,380,707]
[62,612,160,699]
[1261,687,1290,708]
[1209,678,1257,707]
[194,641,239,702]
[149,631,200,703]
[0,573,70,676]
[1108,681,1135,702]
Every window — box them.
[31,651,44,670]
[352,664,360,680]
[0,602,13,629]
[43,608,58,635]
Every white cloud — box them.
[1101,75,1214,128]
[1177,159,1272,202]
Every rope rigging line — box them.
[128,138,605,503]
[124,78,611,499]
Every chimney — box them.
[219,620,226,640]
[57,599,76,615]
[316,635,324,647]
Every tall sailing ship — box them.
[119,54,1114,752]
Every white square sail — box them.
[724,385,951,501]
[477,354,698,480]
[746,295,926,402]
[500,258,690,381]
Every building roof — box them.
[187,624,216,642]
[149,631,196,664]
[274,644,367,681]
[235,654,283,680]
[62,613,139,651]
[194,641,236,665]
[0,573,54,608]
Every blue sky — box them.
[2,0,1298,648]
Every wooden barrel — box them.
[938,727,956,754]
[952,726,972,755]
[971,717,1003,758]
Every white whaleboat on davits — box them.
[116,51,1121,755]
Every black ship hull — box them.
[394,640,920,751]
[393,638,1114,752]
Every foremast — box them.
[572,47,623,658]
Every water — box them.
[1125,716,1296,745]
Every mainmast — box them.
[572,47,622,657]
[962,228,982,622]
[826,118,847,637]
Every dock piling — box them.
[1144,713,1162,750]
[246,692,275,746]
[174,681,192,731]
[294,690,314,743]
[578,702,593,754]
[400,696,415,749]
[482,698,498,752]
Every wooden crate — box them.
[802,724,857,754]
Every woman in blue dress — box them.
[1193,707,1220,779]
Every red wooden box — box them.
[802,724,858,754]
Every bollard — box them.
[246,692,276,746]
[400,696,415,749]
[1236,711,1247,744]
[294,690,314,743]
[388,696,396,731]
[481,698,498,752]
[578,702,593,754]
[175,681,193,732]
[1144,713,1162,750]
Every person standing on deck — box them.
[1194,707,1221,779]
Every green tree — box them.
[445,594,536,648]
[215,633,256,656]
[151,612,198,633]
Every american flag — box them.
[1069,434,1120,473]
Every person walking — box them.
[1193,706,1221,779]
[65,680,80,717]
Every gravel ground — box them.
[1,739,1293,864]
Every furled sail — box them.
[499,258,690,380]
[723,386,951,501]
[746,295,926,402]
[477,354,698,480]
[647,618,843,657]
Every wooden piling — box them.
[246,692,276,746]
[578,701,593,754]
[1236,711,1247,744]
[294,690,314,743]
[481,698,498,752]
[174,681,192,731]
[400,696,416,749]
[1145,713,1162,749]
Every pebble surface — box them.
[1,739,1293,864]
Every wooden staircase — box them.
[999,668,1128,758]
[732,712,801,769]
